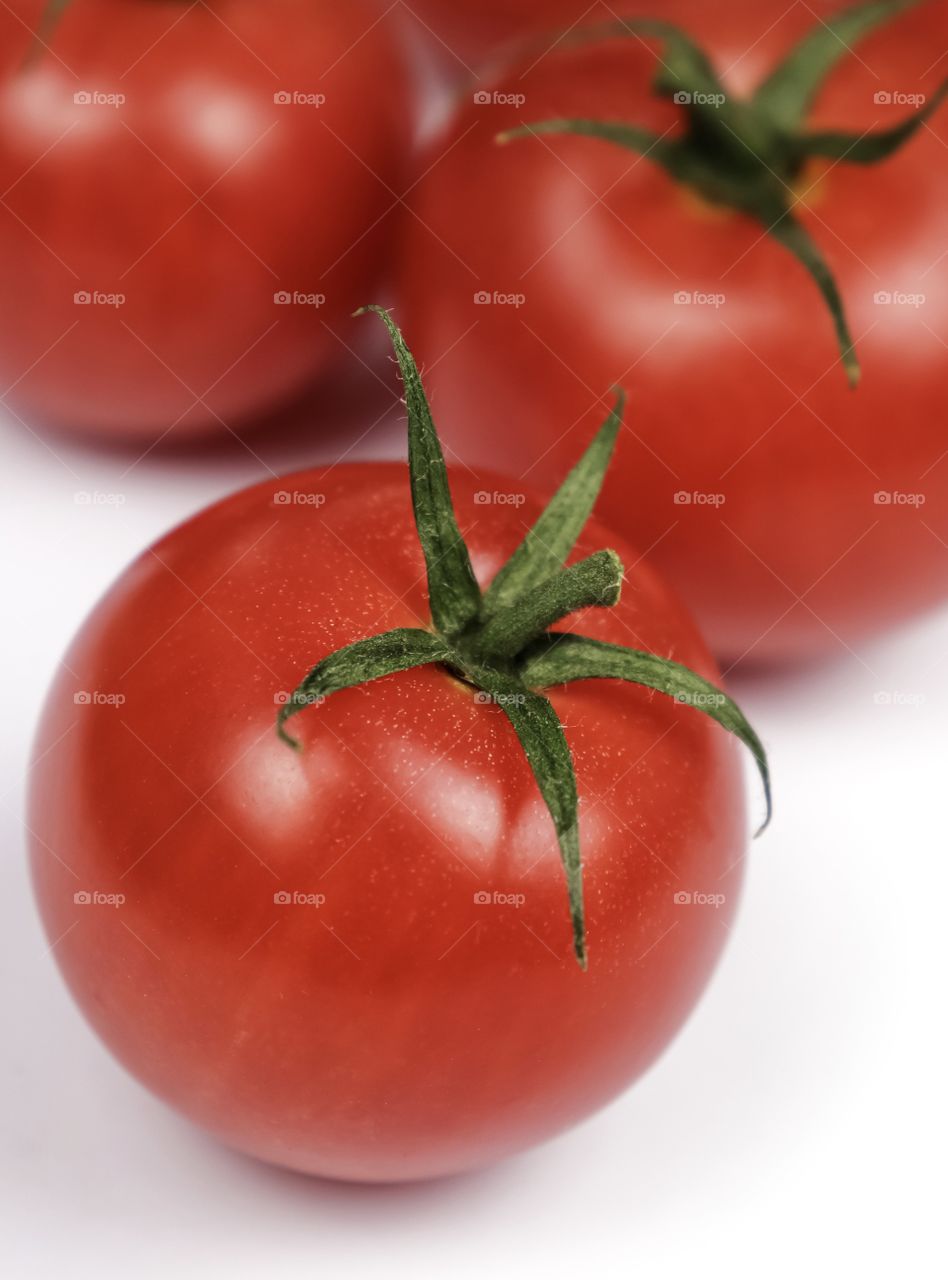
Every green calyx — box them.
[277,306,771,968]
[25,1,72,64]
[497,0,948,386]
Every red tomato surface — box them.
[399,1,948,664]
[399,0,616,67]
[0,0,411,441]
[400,0,727,68]
[29,462,745,1182]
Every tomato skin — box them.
[29,462,745,1182]
[397,0,616,66]
[398,0,732,67]
[0,0,411,441]
[398,3,948,663]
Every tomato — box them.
[398,1,948,663]
[28,311,756,1181]
[0,0,411,441]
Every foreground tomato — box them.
[29,311,767,1181]
[0,0,410,441]
[399,1,948,663]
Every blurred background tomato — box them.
[0,0,413,442]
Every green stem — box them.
[474,550,622,660]
[278,309,772,968]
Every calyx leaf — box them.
[519,632,771,834]
[800,79,948,163]
[355,305,482,640]
[279,309,771,966]
[278,628,454,748]
[479,674,586,968]
[483,389,624,616]
[753,0,919,131]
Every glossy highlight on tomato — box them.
[0,0,411,441]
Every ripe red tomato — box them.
[29,458,747,1181]
[398,1,948,663]
[0,0,410,441]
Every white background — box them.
[3,14,948,1280]
[2,357,947,1279]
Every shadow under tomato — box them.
[189,1118,525,1213]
